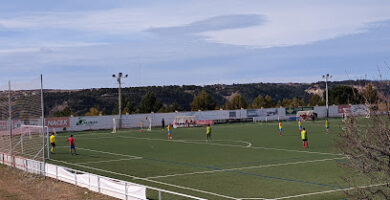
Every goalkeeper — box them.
[50,132,56,154]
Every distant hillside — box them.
[44,80,386,116]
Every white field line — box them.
[115,135,341,156]
[77,147,142,159]
[76,158,141,165]
[147,157,345,179]
[57,146,142,159]
[56,133,341,156]
[49,159,241,200]
[264,183,387,200]
[176,139,252,148]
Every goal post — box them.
[342,108,350,122]
[112,118,117,133]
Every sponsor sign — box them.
[265,109,278,116]
[75,117,98,126]
[247,109,259,117]
[351,105,369,115]
[229,111,236,118]
[338,105,351,113]
[195,120,215,125]
[45,117,70,128]
[285,107,314,115]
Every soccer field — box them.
[49,119,361,200]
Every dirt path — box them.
[0,165,116,200]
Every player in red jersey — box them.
[66,135,77,155]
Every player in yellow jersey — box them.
[206,124,212,142]
[298,119,302,132]
[325,119,329,134]
[301,127,309,148]
[49,132,56,153]
[278,121,283,136]
[167,124,172,139]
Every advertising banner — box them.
[260,108,278,117]
[229,111,236,118]
[285,107,314,115]
[338,105,351,113]
[195,120,215,125]
[45,117,70,128]
[247,109,259,117]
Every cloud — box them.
[200,2,390,47]
[2,1,390,48]
[1,0,390,89]
[148,14,264,36]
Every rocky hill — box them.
[44,80,385,116]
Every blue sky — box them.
[0,0,390,89]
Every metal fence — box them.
[0,152,206,200]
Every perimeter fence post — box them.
[98,176,101,193]
[24,159,27,172]
[75,172,77,185]
[159,190,162,200]
[125,182,128,200]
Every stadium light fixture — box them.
[113,72,128,129]
[322,74,332,119]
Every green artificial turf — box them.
[48,119,366,200]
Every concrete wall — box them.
[46,104,369,132]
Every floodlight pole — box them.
[322,74,332,119]
[113,72,128,129]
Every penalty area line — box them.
[77,147,143,159]
[76,158,141,165]
[56,146,142,159]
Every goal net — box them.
[342,108,350,122]
[173,116,195,128]
[113,115,153,132]
[0,77,48,163]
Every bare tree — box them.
[336,82,390,199]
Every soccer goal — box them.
[10,125,49,160]
[173,116,195,128]
[342,108,349,122]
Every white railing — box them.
[0,152,206,200]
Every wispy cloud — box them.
[1,0,390,89]
[148,14,264,36]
